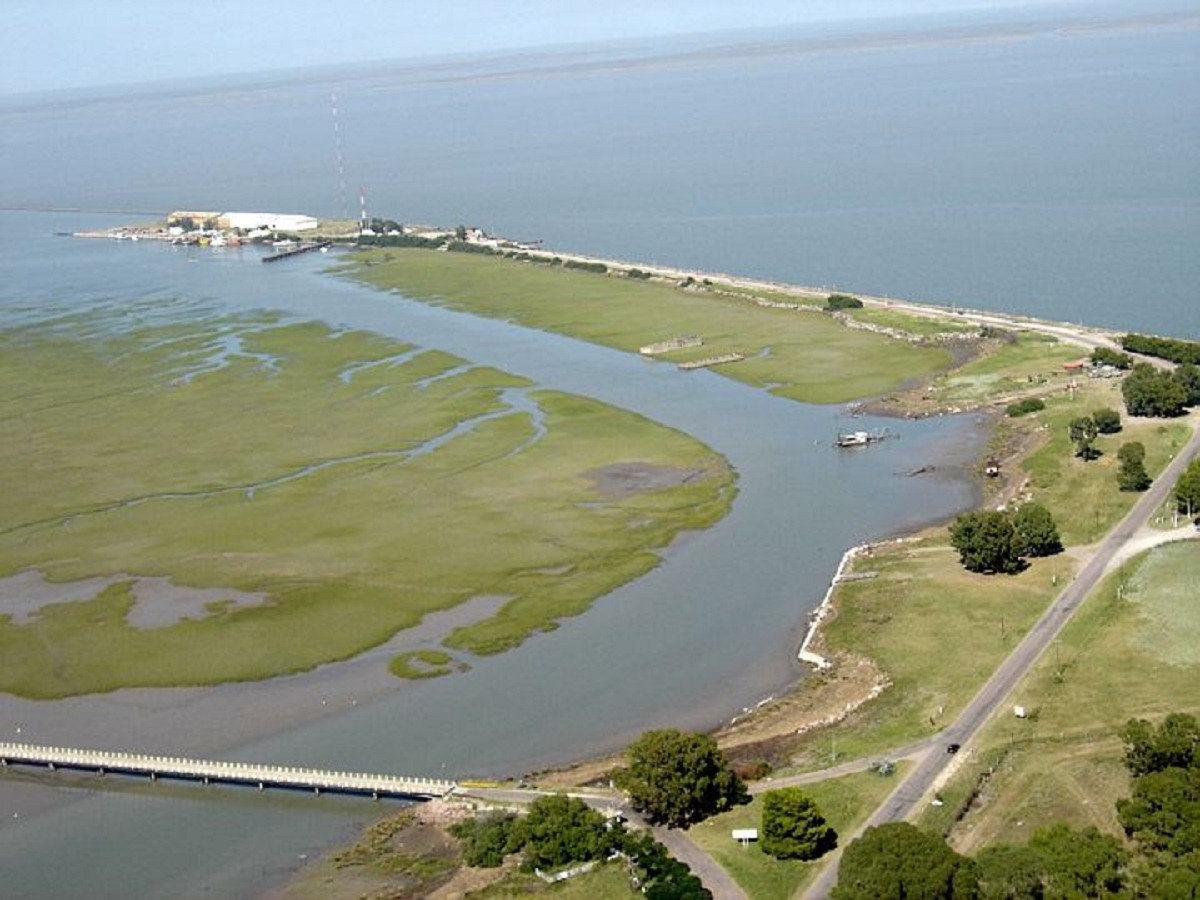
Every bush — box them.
[826,293,864,310]
[1092,407,1122,434]
[1006,397,1045,417]
[449,814,523,868]
[1117,442,1151,492]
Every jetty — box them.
[0,742,455,801]
[678,352,745,370]
[262,241,331,263]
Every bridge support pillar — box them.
[150,772,157,781]
[47,762,55,771]
[258,782,264,791]
[313,786,320,796]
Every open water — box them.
[0,3,1197,896]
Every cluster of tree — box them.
[1120,333,1200,366]
[826,293,864,311]
[626,268,653,280]
[1122,362,1200,418]
[1176,458,1200,519]
[834,713,1200,898]
[1090,346,1134,369]
[949,503,1062,574]
[563,259,608,274]
[1069,408,1121,461]
[449,795,710,897]
[446,240,499,256]
[760,788,838,860]
[1006,397,1046,418]
[614,729,747,828]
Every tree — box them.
[614,729,747,828]
[622,832,712,899]
[449,813,524,867]
[1176,364,1200,406]
[1091,346,1133,370]
[1122,713,1200,776]
[1011,503,1062,557]
[455,224,468,241]
[975,844,1046,899]
[1091,407,1121,434]
[1116,765,1200,856]
[1176,459,1200,519]
[514,794,621,872]
[1068,416,1101,460]
[1123,363,1189,418]
[1027,823,1126,899]
[760,788,837,860]
[833,823,980,899]
[1116,441,1150,492]
[950,510,1024,574]
[1141,850,1200,900]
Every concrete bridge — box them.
[0,742,456,801]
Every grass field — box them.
[918,541,1200,850]
[1013,380,1192,544]
[689,769,908,900]
[343,249,954,404]
[0,311,733,696]
[782,538,1071,768]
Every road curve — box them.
[804,414,1200,899]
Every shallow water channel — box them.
[0,213,983,898]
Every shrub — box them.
[826,293,864,310]
[1092,407,1122,434]
[1006,397,1046,417]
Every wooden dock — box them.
[262,241,331,263]
[0,742,455,801]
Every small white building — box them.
[219,212,318,232]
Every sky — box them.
[1,0,1116,97]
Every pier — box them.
[0,742,456,801]
[262,241,331,263]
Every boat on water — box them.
[835,428,896,448]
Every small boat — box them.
[835,428,896,448]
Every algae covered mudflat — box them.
[0,309,733,697]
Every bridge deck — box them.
[0,742,455,800]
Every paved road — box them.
[803,417,1200,899]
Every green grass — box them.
[789,537,1071,767]
[343,248,953,404]
[388,649,461,679]
[921,331,1080,409]
[918,542,1200,852]
[0,312,733,696]
[1017,380,1192,544]
[689,770,907,900]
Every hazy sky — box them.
[2,0,1117,96]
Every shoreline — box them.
[7,223,1120,786]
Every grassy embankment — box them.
[0,312,732,697]
[918,540,1199,849]
[688,767,911,900]
[341,248,957,404]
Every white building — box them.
[219,212,318,232]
